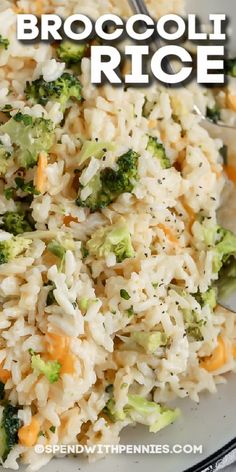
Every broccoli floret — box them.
[104,394,180,432]
[14,177,39,195]
[0,404,21,462]
[57,40,88,65]
[31,353,61,384]
[213,227,236,273]
[0,237,32,265]
[225,58,236,77]
[206,105,221,124]
[0,113,54,169]
[25,72,82,110]
[195,287,217,310]
[0,211,34,235]
[147,136,171,169]
[76,150,139,212]
[86,221,134,263]
[0,35,9,50]
[183,310,206,341]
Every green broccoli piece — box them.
[197,287,217,310]
[25,72,82,110]
[31,353,61,384]
[120,289,131,300]
[213,228,236,273]
[86,221,134,263]
[57,40,88,65]
[47,240,66,259]
[206,105,221,124]
[0,382,4,401]
[216,256,236,302]
[77,140,115,167]
[76,150,139,212]
[104,394,180,432]
[183,310,206,341]
[147,136,171,169]
[0,35,9,50]
[0,404,21,462]
[0,113,54,169]
[14,177,39,195]
[0,237,32,265]
[0,211,34,236]
[132,331,168,353]
[225,58,236,77]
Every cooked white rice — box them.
[0,0,235,471]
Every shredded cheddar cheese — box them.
[35,152,48,194]
[18,417,40,447]
[157,224,179,245]
[46,333,75,375]
[0,362,11,383]
[200,337,227,372]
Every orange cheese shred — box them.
[35,152,48,194]
[157,223,179,245]
[200,337,227,372]
[0,362,11,383]
[18,417,40,447]
[46,333,75,375]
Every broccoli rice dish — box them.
[0,0,236,470]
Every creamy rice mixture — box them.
[0,0,235,470]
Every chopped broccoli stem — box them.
[0,35,9,50]
[0,211,34,235]
[147,136,171,169]
[76,150,139,212]
[25,72,82,110]
[206,105,221,124]
[0,113,54,169]
[0,404,21,462]
[57,40,88,65]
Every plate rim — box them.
[184,437,236,472]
